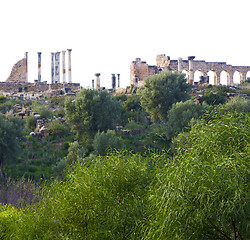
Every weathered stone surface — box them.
[131,54,250,86]
[6,57,27,82]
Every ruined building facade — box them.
[131,54,250,87]
[6,52,28,83]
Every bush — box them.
[14,152,153,239]
[47,119,70,138]
[25,114,37,131]
[166,99,206,139]
[223,95,250,113]
[93,130,122,156]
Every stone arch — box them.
[233,71,241,85]
[194,70,203,83]
[220,70,230,85]
[207,70,216,85]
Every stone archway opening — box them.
[194,70,203,84]
[207,71,216,85]
[246,71,250,82]
[220,71,228,85]
[233,71,241,85]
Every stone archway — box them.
[207,71,216,85]
[233,71,241,85]
[194,70,203,83]
[220,71,229,85]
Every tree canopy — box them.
[0,114,24,181]
[139,71,189,122]
[145,111,249,239]
[65,89,122,145]
[165,99,206,139]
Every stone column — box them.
[62,51,66,84]
[177,57,183,72]
[241,71,247,83]
[55,52,61,84]
[37,52,42,83]
[92,79,94,89]
[188,56,195,85]
[51,52,55,84]
[95,73,101,89]
[111,74,116,89]
[228,72,233,86]
[117,74,120,88]
[215,72,221,85]
[25,52,28,82]
[67,49,72,83]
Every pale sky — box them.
[0,0,249,88]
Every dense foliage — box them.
[140,72,189,121]
[0,114,24,181]
[0,81,249,239]
[65,89,122,146]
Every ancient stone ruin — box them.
[6,53,28,83]
[131,54,250,87]
[1,50,80,96]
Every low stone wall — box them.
[0,82,80,94]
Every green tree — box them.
[14,152,153,239]
[93,130,122,156]
[65,89,122,146]
[0,114,24,181]
[145,111,249,239]
[139,71,189,122]
[166,99,207,139]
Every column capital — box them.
[188,56,195,61]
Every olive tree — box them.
[65,89,122,146]
[139,71,189,122]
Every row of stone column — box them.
[93,73,120,89]
[51,49,72,84]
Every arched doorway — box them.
[207,71,216,85]
[233,71,241,85]
[194,70,203,84]
[220,71,229,85]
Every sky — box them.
[0,0,249,88]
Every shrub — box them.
[14,152,153,239]
[93,130,122,156]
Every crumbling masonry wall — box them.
[131,54,250,86]
[6,57,27,82]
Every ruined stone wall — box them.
[130,58,157,87]
[131,54,250,86]
[0,82,80,94]
[6,57,27,82]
